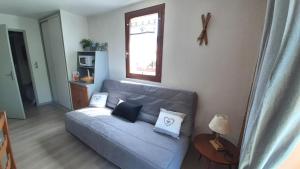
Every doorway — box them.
[8,31,36,112]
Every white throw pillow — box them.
[89,92,108,108]
[154,108,186,139]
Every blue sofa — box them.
[65,80,197,169]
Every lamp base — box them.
[209,139,224,151]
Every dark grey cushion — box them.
[65,108,189,169]
[101,80,198,137]
[112,102,142,122]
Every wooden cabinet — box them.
[70,83,89,109]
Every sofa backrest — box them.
[101,80,198,137]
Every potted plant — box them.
[80,39,93,51]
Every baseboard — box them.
[36,101,53,106]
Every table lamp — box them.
[208,114,230,151]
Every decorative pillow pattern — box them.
[89,92,108,108]
[154,108,186,139]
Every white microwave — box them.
[78,55,95,67]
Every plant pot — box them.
[84,47,91,51]
[91,46,97,51]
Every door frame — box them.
[8,29,40,105]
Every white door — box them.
[0,24,26,119]
[41,21,58,102]
[40,16,71,109]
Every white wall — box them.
[88,0,267,143]
[0,13,52,104]
[60,10,89,80]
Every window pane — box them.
[129,13,158,76]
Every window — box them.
[125,4,165,82]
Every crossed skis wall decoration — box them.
[197,12,211,46]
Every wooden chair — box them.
[0,112,16,169]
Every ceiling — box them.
[0,0,146,19]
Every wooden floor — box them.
[7,104,220,169]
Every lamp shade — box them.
[209,114,230,135]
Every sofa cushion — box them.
[65,108,189,169]
[154,108,186,139]
[89,92,108,108]
[112,102,142,122]
[101,80,198,137]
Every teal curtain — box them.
[239,0,300,168]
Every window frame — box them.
[125,4,165,82]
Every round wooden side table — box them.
[193,134,239,169]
